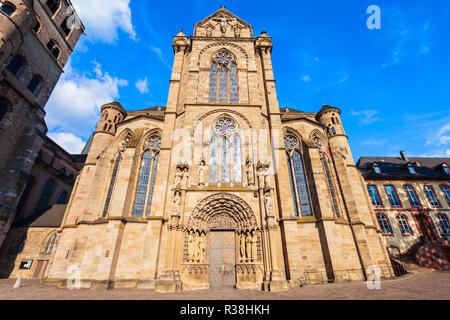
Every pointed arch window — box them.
[209,50,238,103]
[45,234,57,254]
[57,191,67,204]
[321,154,341,218]
[285,134,313,217]
[35,179,55,214]
[102,153,122,217]
[132,136,161,216]
[209,118,242,184]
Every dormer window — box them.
[407,163,416,174]
[373,163,382,174]
[443,163,450,175]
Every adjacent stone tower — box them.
[316,105,392,274]
[0,0,84,247]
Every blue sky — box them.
[46,0,450,161]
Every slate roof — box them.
[357,156,450,180]
[14,205,67,228]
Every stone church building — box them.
[44,7,394,291]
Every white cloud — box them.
[150,46,172,69]
[135,78,149,94]
[48,132,86,154]
[71,0,136,43]
[45,60,128,139]
[301,75,311,83]
[351,109,382,125]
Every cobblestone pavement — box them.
[0,272,448,300]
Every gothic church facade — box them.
[45,7,393,291]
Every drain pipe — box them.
[329,146,368,281]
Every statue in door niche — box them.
[239,231,258,263]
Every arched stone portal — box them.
[181,193,264,290]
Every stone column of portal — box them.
[255,32,289,291]
[257,162,288,292]
[155,32,190,293]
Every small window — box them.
[33,20,41,33]
[397,214,413,235]
[373,163,382,174]
[6,55,24,76]
[408,163,416,174]
[377,214,392,234]
[415,161,422,167]
[60,17,72,36]
[424,186,440,207]
[47,40,60,59]
[1,2,16,16]
[27,75,41,94]
[0,97,8,122]
[385,185,401,207]
[45,0,60,15]
[368,185,382,207]
[443,164,450,175]
[331,128,336,135]
[437,214,450,236]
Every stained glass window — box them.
[35,179,55,214]
[209,63,218,102]
[1,2,15,16]
[210,134,218,182]
[209,50,238,103]
[45,234,57,254]
[230,63,238,102]
[146,152,159,216]
[286,153,299,216]
[221,138,230,182]
[322,156,341,217]
[293,151,312,217]
[103,154,121,217]
[132,151,152,216]
[233,134,242,182]
[219,67,228,103]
